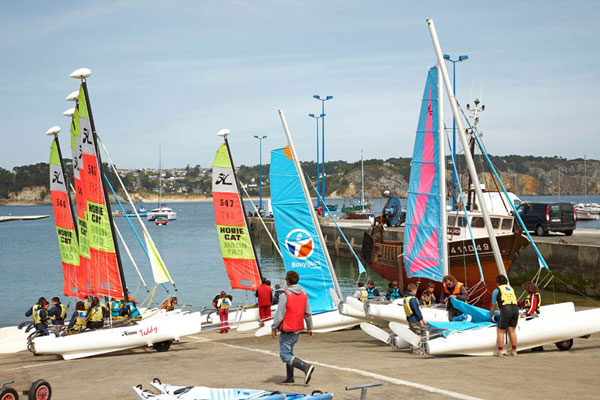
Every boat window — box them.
[470,217,485,228]
[491,218,500,228]
[448,215,467,227]
[501,218,513,230]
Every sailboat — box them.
[342,150,374,219]
[253,111,362,336]
[31,68,200,360]
[147,146,177,221]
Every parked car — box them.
[516,202,575,236]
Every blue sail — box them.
[270,147,335,314]
[403,66,444,282]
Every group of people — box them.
[26,294,145,336]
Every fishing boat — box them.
[361,62,529,307]
[147,147,177,221]
[30,68,200,359]
[254,111,362,337]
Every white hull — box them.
[254,309,361,337]
[425,303,600,356]
[339,297,449,325]
[32,310,201,359]
[147,209,177,221]
[200,306,278,332]
[0,326,31,353]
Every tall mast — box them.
[79,74,129,301]
[158,146,162,209]
[427,19,507,278]
[360,149,364,207]
[584,154,587,203]
[438,65,448,275]
[278,110,343,299]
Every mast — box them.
[222,132,263,278]
[426,19,507,278]
[584,154,587,203]
[438,65,449,275]
[158,146,162,210]
[278,110,343,299]
[77,72,129,302]
[360,149,364,207]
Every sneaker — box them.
[493,349,503,357]
[509,349,518,356]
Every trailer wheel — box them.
[0,387,19,400]
[555,339,573,351]
[154,340,172,352]
[28,380,51,400]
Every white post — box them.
[426,19,507,278]
[438,65,449,275]
[278,110,343,300]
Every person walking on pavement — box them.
[256,277,273,326]
[271,271,315,385]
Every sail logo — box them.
[285,229,314,260]
[215,173,232,186]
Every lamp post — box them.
[308,113,325,207]
[313,95,333,204]
[254,135,267,212]
[443,54,468,210]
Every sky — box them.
[0,0,599,170]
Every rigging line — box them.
[113,218,148,290]
[239,181,283,260]
[306,174,366,275]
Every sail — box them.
[77,84,124,298]
[143,230,174,284]
[49,139,80,298]
[270,146,335,314]
[403,66,445,282]
[212,143,261,291]
[70,104,91,296]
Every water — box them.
[0,202,388,327]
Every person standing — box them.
[271,271,315,385]
[404,283,427,355]
[490,275,519,356]
[440,275,469,320]
[256,277,273,326]
[273,284,285,305]
[217,291,232,333]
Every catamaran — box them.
[147,147,177,221]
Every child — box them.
[521,281,543,351]
[67,301,88,333]
[404,283,427,355]
[420,291,433,307]
[217,291,232,333]
[353,282,368,302]
[421,282,437,305]
[386,280,402,301]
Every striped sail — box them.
[403,66,445,281]
[77,84,124,298]
[270,146,335,314]
[49,139,80,298]
[70,103,91,296]
[212,143,261,291]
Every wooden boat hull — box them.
[362,231,530,307]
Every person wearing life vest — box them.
[67,301,88,333]
[273,284,285,305]
[420,291,433,307]
[82,295,91,311]
[25,297,50,335]
[216,291,232,333]
[420,282,437,305]
[440,275,469,320]
[386,280,402,301]
[271,271,315,385]
[110,298,123,318]
[490,275,519,357]
[86,297,106,330]
[353,282,369,302]
[404,283,428,355]
[48,296,67,325]
[521,281,543,351]
[161,296,178,312]
[256,277,273,326]
[366,280,380,298]
[125,295,141,318]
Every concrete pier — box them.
[248,218,600,297]
[1,328,598,399]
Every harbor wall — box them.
[248,217,600,297]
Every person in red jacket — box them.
[271,271,314,385]
[256,277,273,326]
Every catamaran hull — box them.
[426,303,600,356]
[200,306,278,331]
[339,297,449,326]
[362,231,529,307]
[31,310,201,360]
[254,309,361,337]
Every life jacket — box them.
[212,295,220,309]
[524,292,541,314]
[32,305,47,325]
[404,295,416,317]
[367,287,377,298]
[257,284,272,306]
[496,284,518,307]
[444,281,463,296]
[358,288,368,302]
[389,287,401,300]
[128,302,140,318]
[75,310,87,327]
[89,305,104,322]
[281,289,307,332]
[420,296,432,307]
[161,298,175,311]
[58,304,67,320]
[219,298,230,310]
[111,300,122,317]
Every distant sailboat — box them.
[147,146,177,221]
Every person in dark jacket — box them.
[366,280,380,298]
[25,297,50,335]
[271,271,314,385]
[48,297,67,325]
[386,280,402,300]
[272,284,285,305]
[404,283,427,355]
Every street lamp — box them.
[308,113,325,207]
[443,54,468,210]
[313,95,333,204]
[253,135,267,212]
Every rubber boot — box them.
[281,363,294,384]
[292,358,315,384]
